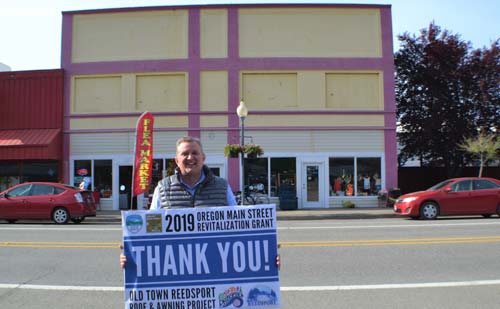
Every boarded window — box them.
[326,73,381,110]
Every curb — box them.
[276,212,395,221]
[88,208,396,224]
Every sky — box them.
[1,0,499,71]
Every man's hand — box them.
[120,244,127,269]
[276,243,281,271]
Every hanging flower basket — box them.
[224,144,243,158]
[244,144,264,159]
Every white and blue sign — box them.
[122,204,281,309]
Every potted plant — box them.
[244,144,264,158]
[224,144,243,158]
[342,200,355,208]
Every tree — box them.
[459,133,500,177]
[466,43,500,130]
[395,22,500,177]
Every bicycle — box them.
[234,185,270,205]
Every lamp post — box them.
[236,100,248,206]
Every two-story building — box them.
[61,3,397,210]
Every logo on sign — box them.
[126,215,143,233]
[219,286,244,308]
[146,213,162,233]
[247,285,278,306]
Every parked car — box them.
[0,182,96,224]
[394,177,500,219]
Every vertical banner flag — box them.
[122,204,281,309]
[133,111,154,197]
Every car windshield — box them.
[427,180,454,191]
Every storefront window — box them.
[244,158,268,193]
[0,161,20,192]
[209,167,220,176]
[94,160,112,198]
[0,161,59,192]
[329,158,354,196]
[166,159,177,177]
[23,162,59,183]
[151,159,164,191]
[356,157,381,196]
[271,158,296,197]
[74,160,91,189]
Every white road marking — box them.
[278,221,500,230]
[281,279,500,291]
[0,283,122,291]
[2,279,500,292]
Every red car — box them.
[0,182,96,224]
[394,177,500,219]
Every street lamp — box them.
[236,100,248,206]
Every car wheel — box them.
[52,207,69,224]
[71,217,85,224]
[482,214,492,218]
[7,219,17,224]
[420,202,438,220]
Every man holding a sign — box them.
[121,136,281,308]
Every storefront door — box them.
[301,162,325,208]
[118,165,137,210]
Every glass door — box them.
[301,162,325,208]
[118,165,137,210]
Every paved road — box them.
[3,208,500,308]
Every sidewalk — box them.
[91,207,395,224]
[276,207,395,220]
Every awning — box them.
[0,129,61,160]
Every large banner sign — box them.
[133,111,154,197]
[122,204,281,309]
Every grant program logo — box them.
[247,285,278,306]
[219,286,244,308]
[126,215,143,233]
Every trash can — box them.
[377,189,388,207]
[278,185,298,210]
[119,193,129,210]
[386,188,401,208]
